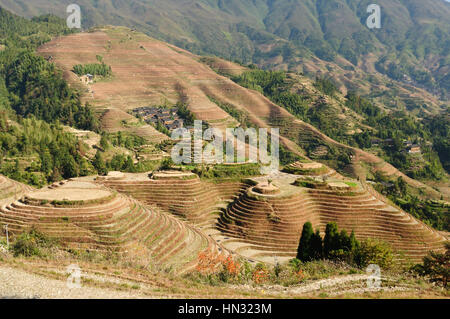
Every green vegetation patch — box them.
[11,228,58,257]
[293,177,327,189]
[283,165,329,176]
[72,63,112,78]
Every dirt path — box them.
[0,264,151,299]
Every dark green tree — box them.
[323,222,339,258]
[310,229,323,260]
[100,134,109,150]
[339,229,352,252]
[297,222,314,261]
[93,150,107,176]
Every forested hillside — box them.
[0,9,149,186]
[0,9,95,185]
[230,68,448,180]
[0,8,97,130]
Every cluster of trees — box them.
[345,92,447,179]
[192,163,261,179]
[232,69,286,96]
[413,242,449,288]
[72,63,112,77]
[0,115,94,187]
[3,51,98,131]
[208,96,254,129]
[374,173,449,232]
[0,9,98,132]
[375,59,439,95]
[313,77,338,98]
[107,131,146,150]
[425,110,450,173]
[297,222,394,269]
[176,102,195,127]
[297,222,358,262]
[92,150,161,177]
[0,9,74,49]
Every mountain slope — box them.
[1,0,448,113]
[37,27,238,135]
[36,26,444,200]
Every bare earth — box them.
[0,265,148,299]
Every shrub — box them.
[353,238,395,269]
[293,178,327,189]
[288,258,359,281]
[412,242,449,287]
[160,157,174,170]
[194,250,241,284]
[11,228,55,257]
[252,263,269,284]
[72,63,112,77]
[323,222,340,258]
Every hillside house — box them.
[383,138,394,146]
[131,106,183,131]
[80,74,94,84]
[371,138,382,146]
[408,144,421,154]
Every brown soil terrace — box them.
[93,169,448,265]
[0,168,447,271]
[0,178,226,274]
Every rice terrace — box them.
[0,1,448,303]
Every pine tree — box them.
[61,154,78,178]
[349,230,359,251]
[100,134,109,150]
[311,229,323,260]
[93,150,107,176]
[50,167,62,182]
[297,222,314,261]
[339,229,351,252]
[323,222,339,258]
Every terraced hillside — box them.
[0,180,224,273]
[37,27,442,199]
[0,175,33,205]
[216,174,447,264]
[37,27,238,135]
[98,170,248,227]
[5,0,448,113]
[95,168,447,264]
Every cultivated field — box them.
[0,178,225,274]
[95,169,448,265]
[37,27,237,136]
